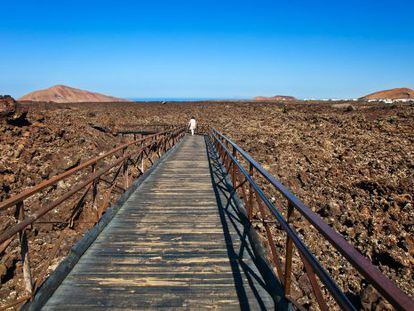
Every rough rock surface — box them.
[0,100,413,309]
[0,96,16,118]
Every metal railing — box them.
[209,128,413,311]
[0,127,185,310]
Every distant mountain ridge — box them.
[19,85,131,103]
[360,87,414,100]
[254,95,296,101]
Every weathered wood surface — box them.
[42,135,277,310]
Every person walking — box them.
[188,117,197,136]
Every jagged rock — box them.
[30,112,45,123]
[89,123,110,133]
[59,155,81,171]
[406,236,414,256]
[13,144,25,158]
[361,285,380,310]
[0,95,16,118]
[57,180,68,189]
[0,263,7,281]
[297,273,312,296]
[0,95,30,126]
[0,253,18,284]
[374,300,393,311]
[328,200,341,216]
[345,104,356,112]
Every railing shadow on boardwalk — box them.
[204,135,291,311]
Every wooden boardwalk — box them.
[42,135,280,310]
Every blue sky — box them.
[1,0,413,99]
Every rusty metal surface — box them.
[210,128,414,311]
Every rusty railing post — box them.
[299,252,329,311]
[141,143,145,173]
[122,147,129,189]
[124,159,129,189]
[255,194,284,281]
[16,202,33,295]
[91,163,98,211]
[284,201,294,297]
[232,146,236,186]
[248,163,254,220]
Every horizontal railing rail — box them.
[209,128,413,311]
[0,126,186,310]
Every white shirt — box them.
[188,118,197,130]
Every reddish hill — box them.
[19,85,131,103]
[361,87,414,100]
[254,95,296,101]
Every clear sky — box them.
[1,0,413,99]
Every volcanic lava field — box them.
[1,100,413,309]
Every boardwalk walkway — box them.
[41,135,282,310]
